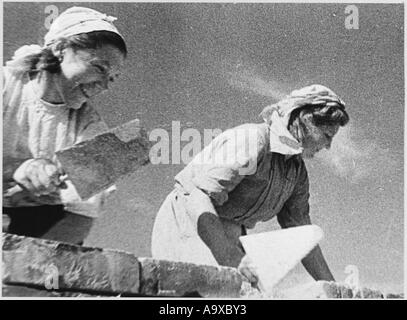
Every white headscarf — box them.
[260,84,346,155]
[44,6,124,46]
[6,7,124,71]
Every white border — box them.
[1,0,405,301]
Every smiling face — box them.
[56,44,124,108]
[301,120,340,158]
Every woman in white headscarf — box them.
[3,7,127,244]
[152,84,349,285]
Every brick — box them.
[2,233,140,295]
[354,287,384,299]
[56,119,151,199]
[279,281,388,299]
[278,281,346,299]
[386,293,404,299]
[138,258,243,298]
[289,281,341,298]
[240,280,267,298]
[2,284,99,297]
[338,284,354,298]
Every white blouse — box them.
[2,66,114,218]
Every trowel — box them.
[239,225,324,295]
[4,119,151,204]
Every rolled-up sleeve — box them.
[277,161,312,228]
[191,125,266,207]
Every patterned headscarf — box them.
[260,84,346,155]
[6,7,125,71]
[44,6,124,46]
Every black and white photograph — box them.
[1,0,404,304]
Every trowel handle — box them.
[5,185,24,197]
[4,185,26,206]
[4,175,68,204]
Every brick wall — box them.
[2,233,403,299]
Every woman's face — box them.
[301,120,340,158]
[57,44,125,108]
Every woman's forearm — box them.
[188,188,244,267]
[197,212,244,267]
[301,245,335,281]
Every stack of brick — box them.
[2,233,242,297]
[2,233,403,299]
[274,281,403,299]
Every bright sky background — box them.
[3,2,404,293]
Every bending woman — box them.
[3,7,127,244]
[152,84,349,284]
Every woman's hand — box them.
[13,158,67,197]
[238,255,259,288]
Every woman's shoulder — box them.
[232,122,269,135]
[3,66,29,90]
[219,122,269,153]
[228,122,269,142]
[3,66,32,108]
